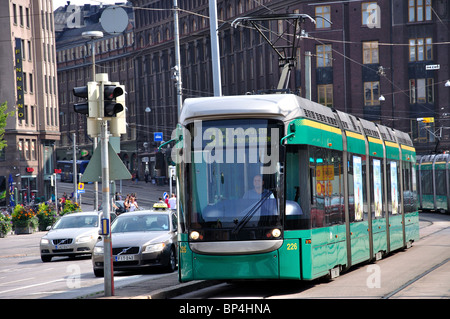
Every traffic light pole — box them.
[73,133,78,204]
[73,72,124,297]
[100,119,114,296]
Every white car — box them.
[40,211,114,262]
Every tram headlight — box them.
[271,228,282,238]
[190,231,201,240]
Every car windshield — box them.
[111,214,170,232]
[53,215,98,229]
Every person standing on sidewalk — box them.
[168,193,176,210]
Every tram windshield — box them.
[186,119,283,241]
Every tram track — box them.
[382,257,450,299]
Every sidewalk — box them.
[87,273,219,299]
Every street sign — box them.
[154,132,163,142]
[100,218,110,235]
[417,117,434,123]
[425,64,440,70]
[80,140,132,183]
[78,182,85,193]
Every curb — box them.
[142,280,221,299]
[97,279,221,299]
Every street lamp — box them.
[445,80,450,87]
[82,31,103,81]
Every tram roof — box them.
[180,94,312,124]
[179,94,414,147]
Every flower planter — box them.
[14,225,36,235]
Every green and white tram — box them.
[175,94,419,282]
[417,153,450,213]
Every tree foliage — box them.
[0,102,15,150]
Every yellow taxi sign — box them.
[153,202,168,209]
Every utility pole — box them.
[209,0,222,96]
[305,51,312,100]
[173,0,183,114]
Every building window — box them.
[316,44,332,67]
[409,0,432,22]
[31,140,36,160]
[364,81,380,106]
[411,119,435,143]
[409,78,434,104]
[18,139,24,160]
[315,6,331,29]
[318,84,333,107]
[27,41,32,61]
[409,38,432,61]
[23,72,27,93]
[363,41,379,64]
[31,106,35,126]
[362,2,378,26]
[29,73,33,93]
[26,8,30,28]
[19,6,24,27]
[13,4,17,25]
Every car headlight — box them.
[93,246,104,255]
[76,234,94,243]
[40,238,49,245]
[143,243,166,253]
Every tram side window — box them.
[370,157,385,218]
[421,170,433,195]
[348,154,368,222]
[435,169,446,196]
[403,161,419,214]
[285,145,310,230]
[309,146,344,228]
[329,150,344,225]
[387,160,401,215]
[311,147,326,228]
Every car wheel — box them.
[164,248,177,273]
[41,255,52,262]
[94,269,104,277]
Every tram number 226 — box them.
[286,243,298,250]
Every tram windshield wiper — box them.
[232,190,273,235]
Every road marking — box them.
[0,278,65,295]
[0,277,34,286]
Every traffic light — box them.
[73,82,98,116]
[103,84,124,117]
[109,83,126,137]
[73,85,89,115]
[73,82,99,137]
